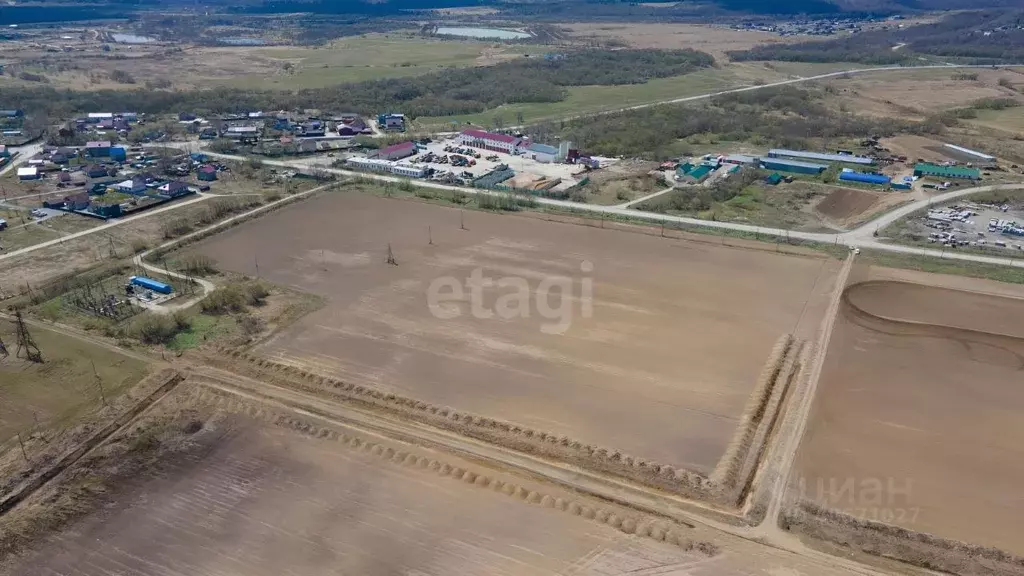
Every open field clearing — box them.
[224,35,535,89]
[795,266,1024,556]
[560,23,791,60]
[821,68,1023,119]
[192,192,839,474]
[1,408,711,576]
[0,319,149,442]
[969,107,1024,136]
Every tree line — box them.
[3,49,713,120]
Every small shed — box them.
[17,166,39,180]
[765,173,783,186]
[109,146,127,162]
[197,165,218,181]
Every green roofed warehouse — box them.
[913,163,980,180]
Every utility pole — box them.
[386,243,398,266]
[460,210,466,231]
[92,360,107,407]
[254,254,260,279]
[428,226,433,245]
[17,433,28,463]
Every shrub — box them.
[200,285,248,315]
[171,311,192,331]
[132,313,179,344]
[238,313,266,336]
[130,239,150,254]
[177,254,218,276]
[246,283,270,306]
[110,69,136,84]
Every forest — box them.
[1,49,713,119]
[730,9,1024,64]
[552,86,943,159]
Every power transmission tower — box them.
[386,243,398,266]
[14,311,43,363]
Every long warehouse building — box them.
[768,148,874,166]
[760,158,828,175]
[943,143,995,162]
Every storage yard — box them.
[191,192,839,474]
[794,269,1024,556]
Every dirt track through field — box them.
[4,415,712,576]
[796,276,1024,555]
[194,193,839,474]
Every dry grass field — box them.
[0,319,149,442]
[824,68,1024,120]
[795,266,1024,556]
[192,192,839,474]
[560,23,792,61]
[0,34,534,91]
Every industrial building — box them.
[526,143,559,163]
[223,126,260,140]
[346,156,427,178]
[722,154,760,165]
[378,113,406,132]
[456,129,523,154]
[838,169,891,186]
[375,141,417,161]
[943,143,994,162]
[914,163,980,180]
[760,158,827,175]
[768,148,874,166]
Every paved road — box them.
[161,143,1024,269]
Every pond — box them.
[435,27,530,40]
[110,33,156,44]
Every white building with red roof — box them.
[456,129,529,155]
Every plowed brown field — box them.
[796,274,1024,555]
[3,417,707,576]
[193,193,839,474]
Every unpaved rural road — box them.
[130,181,338,312]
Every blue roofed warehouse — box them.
[839,170,891,186]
